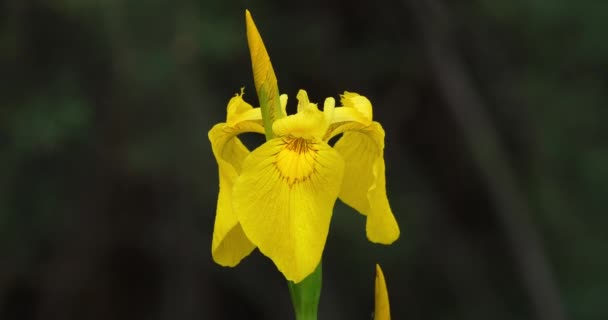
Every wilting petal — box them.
[374,264,391,320]
[333,122,399,244]
[208,115,264,266]
[233,137,344,282]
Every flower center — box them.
[274,137,319,188]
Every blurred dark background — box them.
[1,0,607,319]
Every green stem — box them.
[287,263,322,320]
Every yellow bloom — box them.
[209,89,400,282]
[374,264,391,320]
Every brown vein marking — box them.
[277,167,319,189]
[285,138,309,154]
[274,138,319,188]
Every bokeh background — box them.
[1,0,607,319]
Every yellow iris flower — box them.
[209,89,400,282]
[208,10,399,283]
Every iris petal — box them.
[341,91,373,123]
[208,98,264,266]
[324,92,372,141]
[233,137,344,282]
[273,91,328,140]
[333,122,399,244]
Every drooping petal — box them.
[374,264,391,320]
[208,96,264,266]
[333,122,400,244]
[233,137,344,282]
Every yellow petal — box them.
[208,114,264,266]
[333,122,399,244]
[233,137,344,282]
[280,93,288,115]
[324,92,373,141]
[273,91,328,140]
[374,264,391,320]
[245,10,284,138]
[295,89,318,113]
[341,91,373,123]
[323,97,336,124]
[226,89,262,127]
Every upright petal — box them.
[323,97,336,125]
[233,137,344,282]
[374,264,391,320]
[208,109,264,266]
[333,122,399,244]
[273,90,328,140]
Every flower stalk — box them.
[287,264,322,320]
